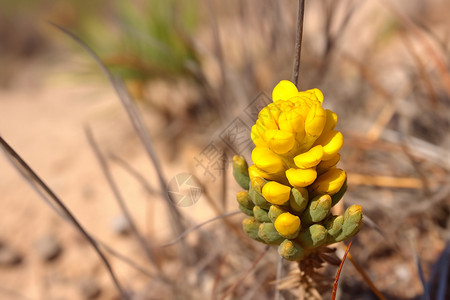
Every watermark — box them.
[167,91,271,206]
[167,173,202,207]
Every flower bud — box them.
[253,206,271,223]
[310,168,346,195]
[274,212,301,239]
[268,205,287,223]
[236,191,254,210]
[289,187,309,214]
[242,217,263,242]
[285,168,317,187]
[258,223,285,245]
[262,181,291,205]
[300,194,332,225]
[297,224,327,249]
[232,155,250,190]
[278,239,306,261]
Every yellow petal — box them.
[294,145,324,169]
[316,154,340,175]
[272,80,298,101]
[252,147,286,174]
[314,130,344,160]
[265,129,296,154]
[310,168,346,195]
[274,212,301,237]
[278,109,305,133]
[251,125,267,147]
[305,104,326,138]
[259,107,279,129]
[262,181,291,205]
[285,168,317,187]
[323,109,337,132]
[299,88,324,104]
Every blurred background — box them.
[0,0,449,299]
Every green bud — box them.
[249,181,271,210]
[268,205,287,223]
[297,224,328,249]
[253,206,271,223]
[278,239,306,261]
[233,155,250,190]
[242,217,263,242]
[334,205,363,242]
[323,215,344,243]
[258,223,285,245]
[239,204,254,216]
[300,194,332,225]
[236,191,254,210]
[289,187,309,214]
[331,179,347,207]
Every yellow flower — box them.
[234,80,362,260]
[249,80,347,206]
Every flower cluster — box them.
[233,80,362,261]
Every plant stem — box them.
[292,0,306,88]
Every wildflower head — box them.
[233,80,362,261]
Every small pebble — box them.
[111,214,131,236]
[79,278,102,299]
[0,243,22,266]
[35,234,62,262]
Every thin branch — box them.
[347,252,386,300]
[49,22,185,235]
[84,126,158,266]
[274,255,283,300]
[162,210,240,247]
[0,136,129,299]
[219,245,270,300]
[292,0,306,88]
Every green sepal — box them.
[278,239,307,261]
[331,179,347,207]
[239,204,254,216]
[290,187,309,214]
[268,205,287,223]
[233,155,250,190]
[334,205,363,242]
[323,215,344,243]
[242,217,263,242]
[253,206,271,223]
[297,224,328,249]
[300,194,331,225]
[236,191,254,210]
[249,179,271,210]
[258,223,284,245]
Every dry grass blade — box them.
[347,173,423,189]
[219,245,270,300]
[49,22,185,235]
[85,126,158,267]
[1,143,155,278]
[292,0,305,88]
[347,252,386,300]
[380,0,450,96]
[0,136,129,299]
[161,210,240,247]
[332,241,352,300]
